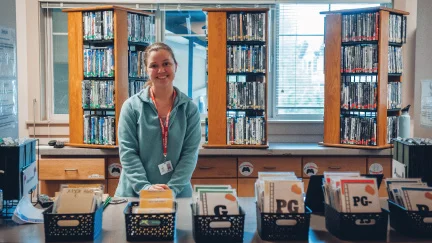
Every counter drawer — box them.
[39,158,105,180]
[302,157,366,177]
[192,157,237,178]
[237,156,302,178]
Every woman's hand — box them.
[148,184,170,191]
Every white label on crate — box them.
[392,159,406,178]
[303,162,318,177]
[369,163,383,174]
[88,174,104,179]
[239,162,254,176]
[108,163,122,177]
[355,219,376,225]
[22,162,38,194]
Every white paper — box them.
[421,80,432,127]
[12,194,44,224]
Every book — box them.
[339,178,381,213]
[54,188,96,214]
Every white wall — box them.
[413,0,432,138]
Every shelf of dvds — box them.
[321,7,409,149]
[202,8,269,149]
[64,6,154,148]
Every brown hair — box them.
[144,42,178,87]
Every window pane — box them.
[276,36,324,113]
[165,11,206,35]
[165,10,207,114]
[52,8,68,33]
[278,4,328,35]
[53,35,68,114]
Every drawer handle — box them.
[328,166,341,170]
[199,166,213,170]
[64,168,78,172]
[264,166,276,170]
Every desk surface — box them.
[0,197,429,243]
[39,143,393,156]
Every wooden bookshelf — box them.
[321,7,409,149]
[64,6,154,148]
[203,8,269,149]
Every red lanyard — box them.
[150,88,176,159]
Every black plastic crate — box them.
[191,203,245,243]
[124,201,176,241]
[324,203,388,241]
[388,200,432,237]
[0,139,37,200]
[42,205,103,242]
[256,203,311,241]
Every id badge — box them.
[158,160,173,175]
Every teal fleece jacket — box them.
[115,86,201,198]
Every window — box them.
[274,3,381,121]
[42,8,69,120]
[164,10,208,115]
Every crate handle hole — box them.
[276,219,297,226]
[355,219,376,225]
[209,221,231,228]
[139,219,161,227]
[57,220,80,227]
[423,217,432,223]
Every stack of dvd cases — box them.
[129,81,146,97]
[387,82,401,109]
[83,11,114,40]
[127,12,154,97]
[84,47,114,78]
[82,80,114,109]
[388,46,403,74]
[389,14,407,44]
[128,50,147,78]
[128,13,155,43]
[341,45,378,74]
[227,45,266,73]
[227,12,266,41]
[227,114,266,145]
[387,116,399,143]
[227,75,265,110]
[341,12,379,42]
[83,115,116,145]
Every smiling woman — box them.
[116,42,202,198]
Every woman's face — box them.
[146,49,177,88]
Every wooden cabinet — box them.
[237,156,301,178]
[203,8,269,148]
[39,157,107,196]
[321,7,409,149]
[237,178,256,197]
[192,157,237,178]
[302,157,367,177]
[64,6,154,148]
